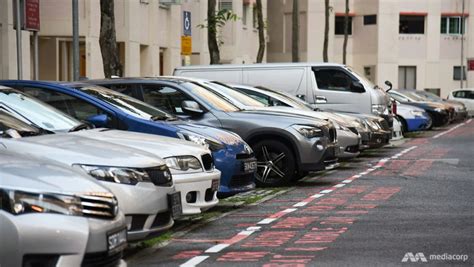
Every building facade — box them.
[267,0,474,97]
[0,0,266,80]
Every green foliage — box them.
[198,9,239,46]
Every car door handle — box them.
[315,96,327,104]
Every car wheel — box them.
[397,116,408,134]
[425,113,433,130]
[252,140,295,187]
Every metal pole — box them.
[33,31,39,80]
[460,0,465,88]
[72,0,79,81]
[15,0,22,79]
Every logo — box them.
[402,253,428,263]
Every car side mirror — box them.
[296,94,306,101]
[350,81,365,93]
[86,114,110,128]
[385,80,393,92]
[181,100,204,115]
[315,96,327,104]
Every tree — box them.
[256,0,265,63]
[342,0,349,64]
[199,0,238,64]
[99,0,123,78]
[323,0,330,62]
[292,0,299,62]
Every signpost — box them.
[181,11,192,66]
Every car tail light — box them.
[392,100,397,115]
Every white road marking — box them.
[205,244,229,253]
[342,179,353,183]
[257,218,277,224]
[246,226,261,231]
[320,189,333,194]
[311,193,324,198]
[282,208,298,213]
[334,184,346,188]
[180,256,210,267]
[433,123,465,139]
[293,202,309,207]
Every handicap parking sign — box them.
[183,11,191,36]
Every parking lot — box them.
[126,120,474,266]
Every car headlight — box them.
[410,110,424,117]
[434,108,444,113]
[365,119,381,131]
[371,104,386,115]
[165,156,203,173]
[0,189,83,216]
[292,124,323,138]
[178,131,225,152]
[77,165,152,185]
[332,121,350,131]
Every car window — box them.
[313,69,354,92]
[181,82,240,112]
[207,82,266,108]
[0,110,40,135]
[22,87,104,122]
[110,84,136,97]
[141,84,192,115]
[238,89,272,106]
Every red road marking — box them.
[285,247,327,252]
[173,238,224,243]
[242,231,296,247]
[316,197,348,205]
[305,205,336,212]
[172,250,202,260]
[217,251,269,262]
[271,217,319,229]
[361,187,401,201]
[295,227,348,244]
[320,216,358,225]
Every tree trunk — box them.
[292,0,299,62]
[342,0,349,64]
[99,0,123,78]
[323,0,329,62]
[208,0,220,64]
[256,0,265,63]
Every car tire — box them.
[397,116,408,134]
[252,140,295,187]
[293,171,309,181]
[425,112,434,130]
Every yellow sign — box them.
[181,36,192,55]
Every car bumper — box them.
[102,182,175,242]
[213,149,256,196]
[0,211,127,267]
[337,130,361,159]
[173,170,221,215]
[454,111,468,121]
[429,111,450,127]
[362,131,391,148]
[406,117,431,132]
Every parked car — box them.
[0,86,220,215]
[0,80,256,196]
[414,90,468,121]
[0,109,180,242]
[393,101,432,133]
[85,77,339,186]
[0,151,127,267]
[447,89,474,116]
[389,90,451,127]
[174,63,394,127]
[228,83,385,151]
[189,80,360,160]
[335,112,392,148]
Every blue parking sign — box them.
[183,11,191,36]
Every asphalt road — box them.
[128,119,474,267]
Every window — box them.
[313,69,355,92]
[454,90,474,99]
[218,0,232,11]
[242,4,248,26]
[22,87,105,122]
[141,85,192,115]
[441,16,466,34]
[424,88,441,97]
[453,66,467,81]
[399,15,425,34]
[252,5,258,28]
[398,66,417,89]
[364,15,377,25]
[335,16,353,35]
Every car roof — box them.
[175,62,345,70]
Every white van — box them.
[174,63,392,118]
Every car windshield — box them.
[416,91,440,101]
[0,110,41,137]
[256,86,314,111]
[400,91,427,102]
[208,82,266,108]
[346,66,377,89]
[181,82,240,112]
[0,89,81,132]
[76,85,178,121]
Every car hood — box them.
[406,101,448,110]
[234,107,331,128]
[71,128,211,159]
[0,151,111,195]
[0,133,165,168]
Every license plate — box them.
[211,179,220,191]
[168,192,182,218]
[108,228,127,253]
[243,161,257,172]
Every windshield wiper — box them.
[68,122,91,132]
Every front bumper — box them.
[0,211,126,267]
[361,131,391,149]
[406,117,431,132]
[173,170,221,215]
[337,129,361,159]
[103,182,175,242]
[429,110,450,127]
[213,149,256,195]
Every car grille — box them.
[201,153,214,171]
[205,188,215,202]
[151,210,172,228]
[345,145,359,153]
[79,194,118,220]
[348,127,359,135]
[229,173,255,187]
[329,127,337,143]
[378,119,390,131]
[129,215,148,232]
[236,153,255,160]
[144,166,173,187]
[82,250,122,267]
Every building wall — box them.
[267,0,473,98]
[0,0,266,80]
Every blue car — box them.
[0,80,256,195]
[394,102,432,133]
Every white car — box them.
[0,110,180,242]
[447,89,474,116]
[0,151,127,267]
[0,86,221,215]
